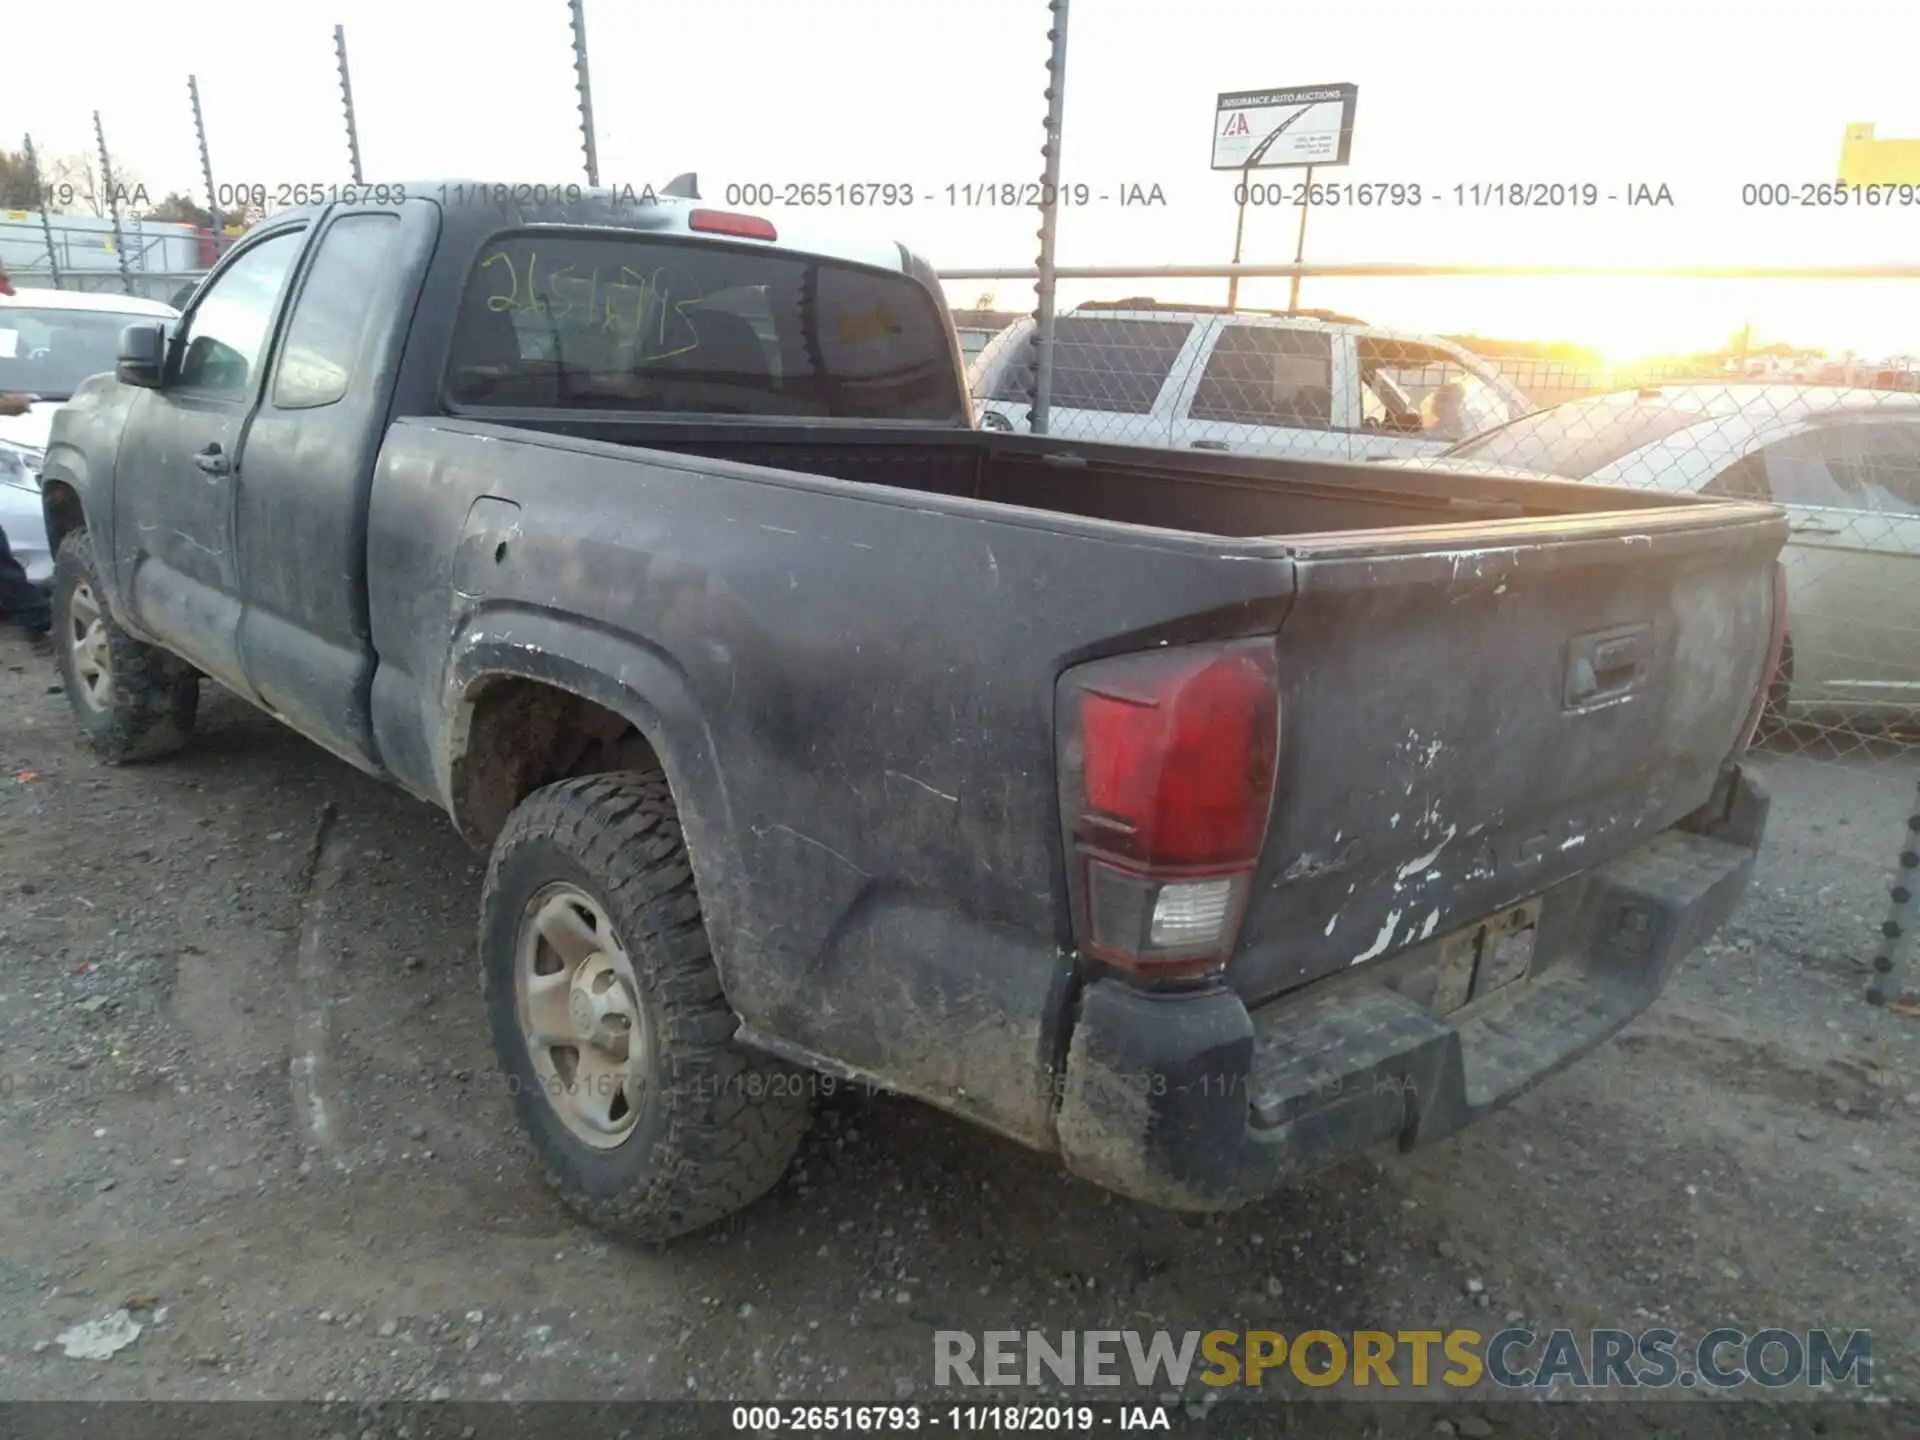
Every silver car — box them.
[2,288,183,583]
[1426,383,1920,726]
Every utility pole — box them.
[1029,0,1071,436]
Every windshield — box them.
[445,232,966,422]
[0,306,159,403]
[1443,392,1701,475]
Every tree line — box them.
[0,146,267,230]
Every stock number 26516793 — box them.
[1233,181,1424,206]
[212,182,411,210]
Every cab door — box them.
[112,225,309,696]
[1708,418,1920,715]
[1347,337,1514,463]
[235,208,414,770]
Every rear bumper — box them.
[1054,764,1769,1210]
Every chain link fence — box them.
[956,278,1919,1001]
[1,215,214,308]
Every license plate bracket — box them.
[1430,899,1542,1017]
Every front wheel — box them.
[479,771,812,1242]
[52,530,199,764]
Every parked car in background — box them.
[1,287,181,584]
[968,300,1532,463]
[948,307,1021,372]
[955,326,1001,367]
[1424,384,1920,725]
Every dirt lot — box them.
[1,625,1916,1427]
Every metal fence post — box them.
[93,111,135,297]
[22,134,63,289]
[334,24,365,185]
[568,0,600,187]
[188,74,224,239]
[1866,775,1919,1008]
[1028,0,1071,437]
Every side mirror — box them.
[116,322,169,389]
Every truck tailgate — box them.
[1231,501,1786,1005]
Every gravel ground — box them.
[0,626,1916,1428]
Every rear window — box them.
[444,232,964,422]
[988,316,1193,414]
[1190,324,1334,428]
[1444,393,1701,476]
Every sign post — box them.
[1212,83,1357,311]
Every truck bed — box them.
[371,416,1783,1050]
[511,418,1690,540]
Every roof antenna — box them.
[661,172,699,200]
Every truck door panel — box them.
[237,209,415,769]
[112,227,307,697]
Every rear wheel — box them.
[479,771,811,1242]
[52,530,199,764]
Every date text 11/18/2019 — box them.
[1230,181,1677,208]
[721,182,1168,208]
[729,1405,1172,1431]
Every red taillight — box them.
[1059,641,1280,979]
[1737,561,1790,754]
[687,208,778,241]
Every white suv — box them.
[967,301,1533,463]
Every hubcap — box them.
[514,885,650,1148]
[67,581,113,712]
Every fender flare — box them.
[442,611,753,1000]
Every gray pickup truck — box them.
[37,181,1786,1242]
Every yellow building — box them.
[1838,124,1920,184]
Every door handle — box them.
[1191,440,1231,451]
[193,444,230,476]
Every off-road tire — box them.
[52,529,199,764]
[479,771,812,1242]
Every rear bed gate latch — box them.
[1564,623,1651,711]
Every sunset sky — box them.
[7,0,1919,363]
